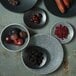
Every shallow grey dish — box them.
[51,22,74,44]
[21,34,64,74]
[0,23,30,52]
[24,8,47,29]
[0,0,37,13]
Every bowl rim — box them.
[0,23,30,52]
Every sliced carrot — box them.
[63,0,71,8]
[55,0,66,13]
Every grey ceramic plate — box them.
[0,0,37,13]
[24,8,47,29]
[21,34,64,74]
[51,22,74,44]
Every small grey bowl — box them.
[0,23,30,52]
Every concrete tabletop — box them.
[0,0,76,76]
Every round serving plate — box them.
[0,0,37,13]
[21,34,64,74]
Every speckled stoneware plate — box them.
[44,0,76,17]
[0,0,37,13]
[21,34,64,74]
[51,22,74,44]
[24,8,47,29]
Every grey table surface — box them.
[0,0,76,76]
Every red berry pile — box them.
[55,24,69,40]
[30,13,42,24]
[5,28,27,46]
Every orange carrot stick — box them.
[55,0,66,13]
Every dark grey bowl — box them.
[0,0,37,13]
[22,45,48,69]
[24,8,47,29]
[44,0,76,17]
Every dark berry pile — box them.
[24,46,44,68]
